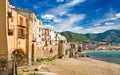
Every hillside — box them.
[60,29,120,43]
[60,31,93,43]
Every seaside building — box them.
[10,8,39,65]
[0,0,67,74]
[0,0,38,74]
[36,29,67,58]
[65,42,83,58]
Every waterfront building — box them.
[0,0,67,74]
[0,0,34,74]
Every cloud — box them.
[65,24,120,34]
[53,18,62,22]
[66,0,85,6]
[43,22,120,34]
[42,24,56,30]
[94,23,101,26]
[43,14,86,32]
[92,12,120,26]
[41,0,86,32]
[105,12,120,21]
[9,4,15,8]
[43,23,120,34]
[57,0,64,2]
[46,0,85,16]
[109,13,120,20]
[41,14,55,20]
[84,24,120,34]
[58,14,85,29]
[105,22,114,25]
[41,0,120,34]
[59,11,67,16]
[116,13,120,18]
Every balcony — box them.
[18,25,26,28]
[18,28,26,39]
[18,34,25,39]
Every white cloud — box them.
[46,0,85,16]
[84,25,120,34]
[58,14,85,29]
[42,24,56,30]
[92,12,120,26]
[41,14,55,20]
[59,11,67,16]
[105,22,114,25]
[43,14,86,33]
[57,0,64,2]
[53,18,62,22]
[41,1,120,34]
[64,24,120,34]
[94,23,101,26]
[9,4,15,8]
[107,12,120,21]
[109,13,120,21]
[41,0,86,31]
[66,0,85,6]
[116,13,120,18]
[43,23,120,34]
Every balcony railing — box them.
[18,25,26,28]
[18,34,26,39]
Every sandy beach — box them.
[18,58,120,75]
[47,58,120,75]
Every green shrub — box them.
[18,73,23,75]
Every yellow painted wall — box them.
[8,8,27,55]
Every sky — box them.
[9,0,120,34]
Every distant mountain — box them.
[60,29,120,43]
[60,31,94,43]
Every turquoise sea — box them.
[80,50,120,64]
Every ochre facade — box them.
[0,0,67,74]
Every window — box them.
[8,12,12,18]
[18,28,25,39]
[20,16,23,25]
[61,41,63,43]
[50,40,52,45]
[45,41,48,46]
[39,28,41,32]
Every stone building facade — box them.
[0,0,67,74]
[66,42,83,58]
[0,1,38,74]
[36,29,67,59]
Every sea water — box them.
[80,50,120,64]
